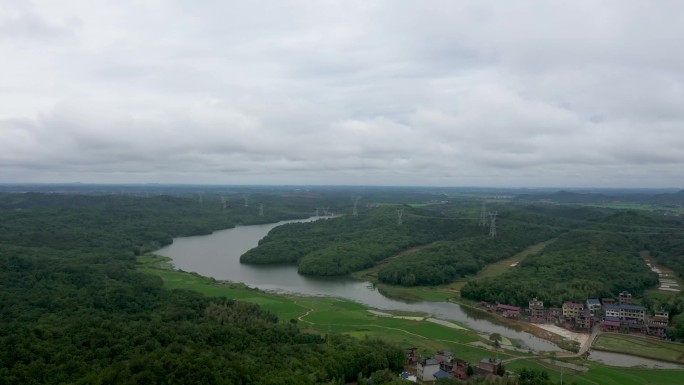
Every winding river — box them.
[155,218,684,369]
[156,217,560,351]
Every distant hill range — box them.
[516,189,684,207]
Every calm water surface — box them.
[587,350,684,369]
[156,218,560,351]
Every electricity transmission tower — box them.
[489,211,498,238]
[352,196,360,217]
[243,194,249,207]
[323,207,330,216]
[397,207,404,226]
[198,193,203,204]
[220,196,227,210]
[259,203,264,217]
[315,208,319,216]
[479,201,487,227]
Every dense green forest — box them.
[4,188,684,382]
[0,192,404,384]
[460,231,658,306]
[376,209,565,286]
[241,204,607,283]
[241,205,461,275]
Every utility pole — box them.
[489,211,498,238]
[397,207,404,226]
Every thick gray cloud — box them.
[1,0,683,187]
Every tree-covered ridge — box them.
[461,229,660,308]
[0,192,315,257]
[0,193,404,384]
[376,212,560,286]
[242,204,613,281]
[241,206,461,275]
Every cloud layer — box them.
[1,0,683,187]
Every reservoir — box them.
[156,217,560,351]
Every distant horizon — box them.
[0,181,681,192]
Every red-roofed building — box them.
[496,304,521,318]
[601,318,621,332]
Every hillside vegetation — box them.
[460,230,659,306]
[241,204,607,282]
[241,206,460,275]
[0,193,403,384]
[376,209,562,286]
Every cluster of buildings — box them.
[477,291,671,338]
[403,348,504,382]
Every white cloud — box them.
[1,0,683,187]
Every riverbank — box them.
[137,254,515,362]
[447,299,582,353]
[137,253,684,385]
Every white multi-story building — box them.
[605,304,646,322]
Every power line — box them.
[489,211,498,238]
[352,196,360,217]
[479,201,488,227]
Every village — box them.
[401,348,505,383]
[477,291,671,338]
[399,290,673,383]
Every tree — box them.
[489,332,502,348]
[466,364,474,377]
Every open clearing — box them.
[471,239,556,280]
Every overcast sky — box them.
[1,1,683,187]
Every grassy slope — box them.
[138,255,684,385]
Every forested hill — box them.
[460,209,684,340]
[375,208,564,286]
[241,205,463,275]
[460,230,659,307]
[0,193,403,384]
[240,205,604,280]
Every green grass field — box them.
[138,254,684,385]
[593,334,684,364]
[474,239,555,280]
